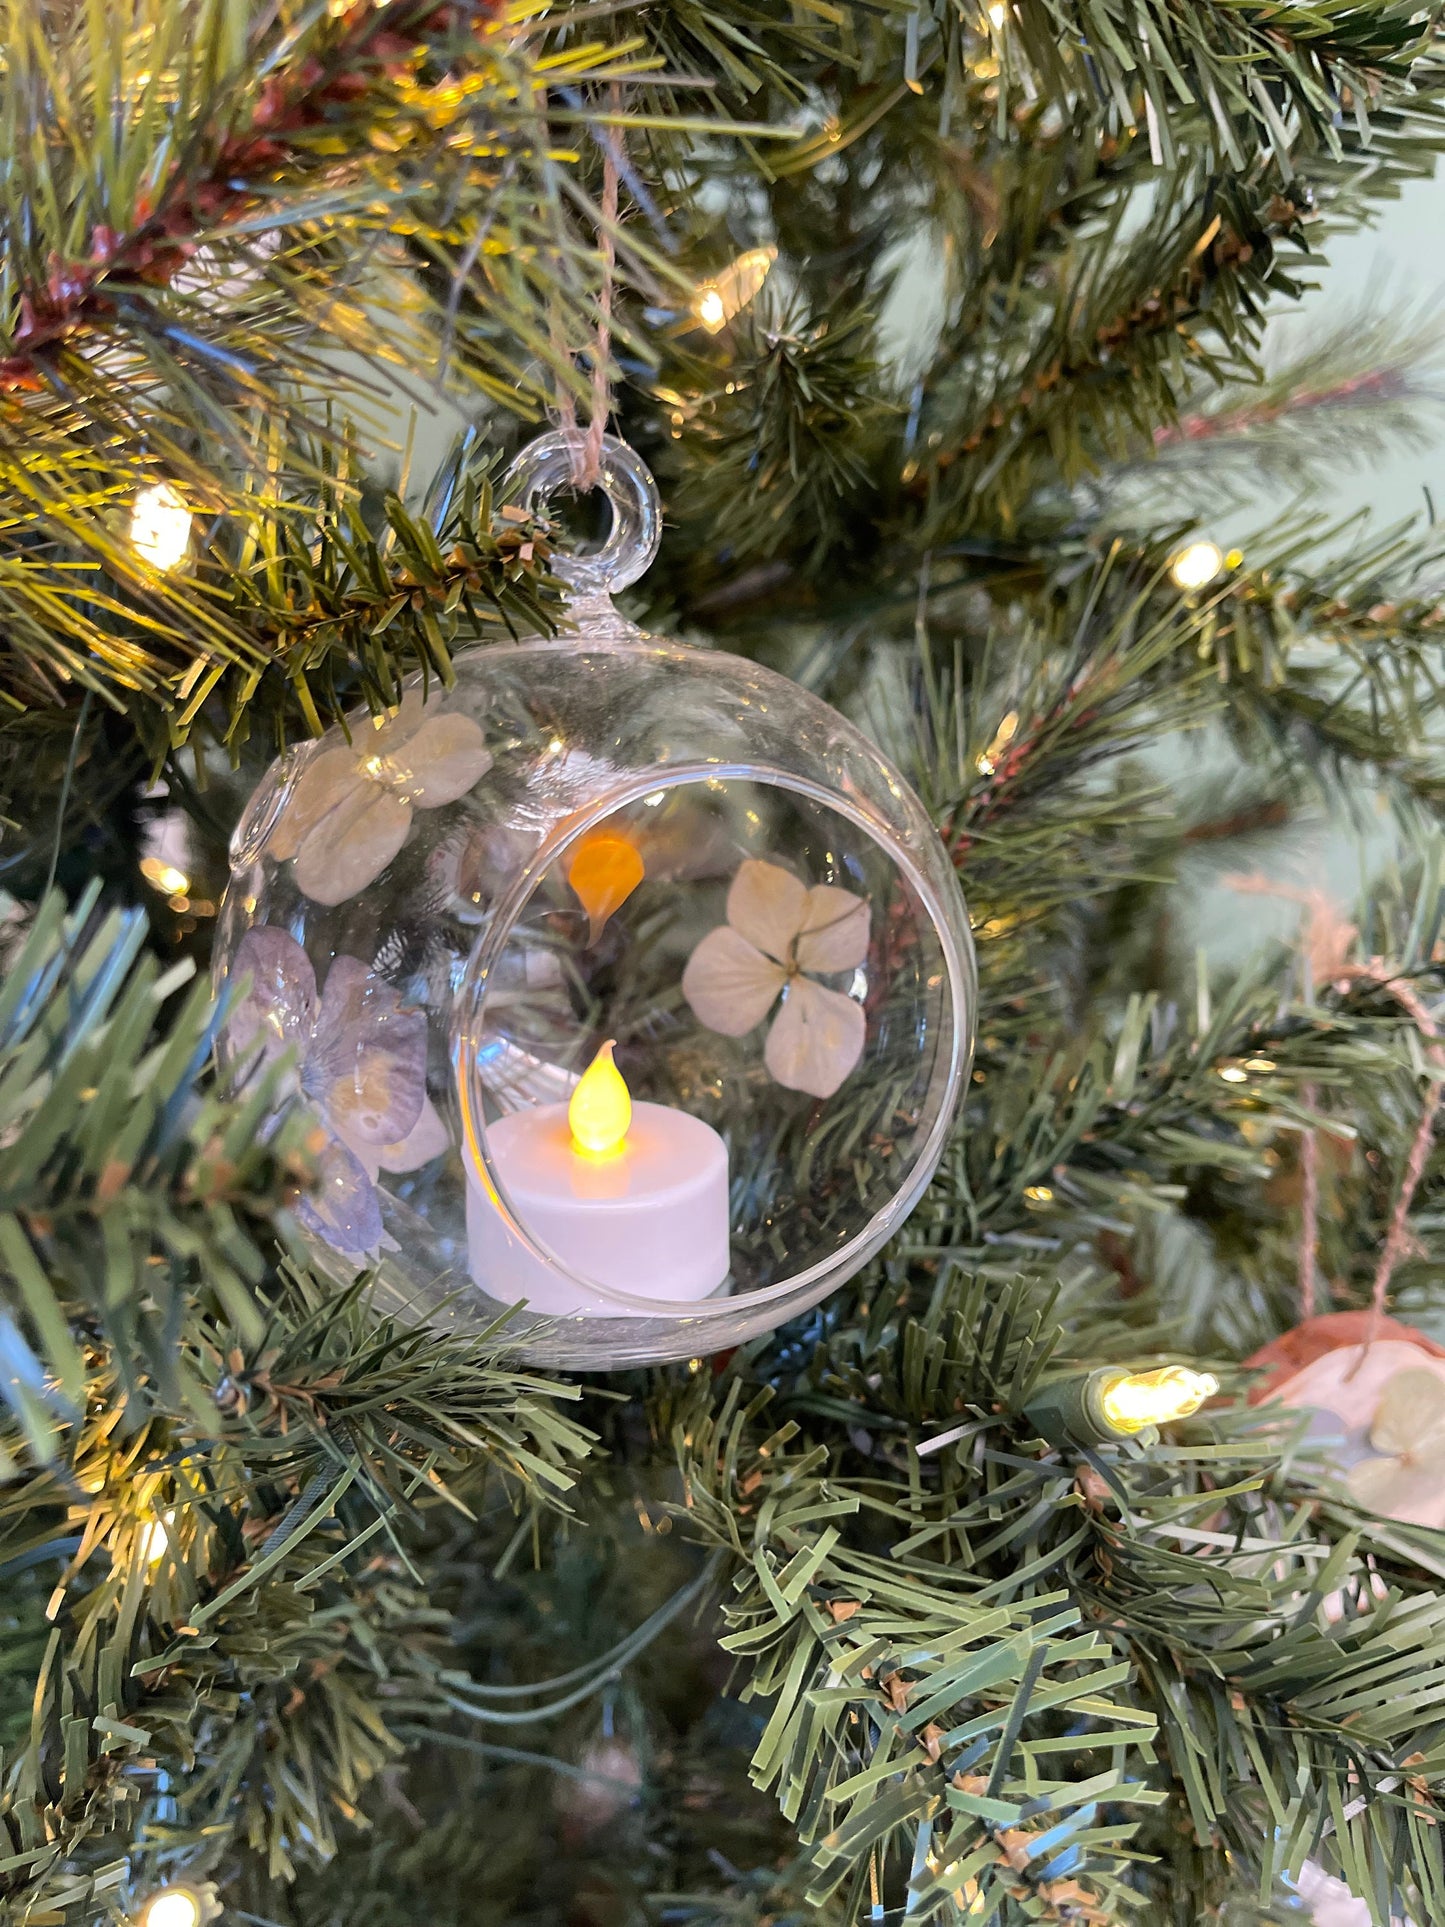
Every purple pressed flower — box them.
[228,927,449,1256]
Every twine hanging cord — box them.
[554,90,622,493]
[1230,878,1443,1336]
[1301,961,1441,1345]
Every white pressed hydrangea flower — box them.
[271,690,492,905]
[1345,1367,1445,1526]
[682,857,870,1100]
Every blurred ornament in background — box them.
[558,1732,645,1844]
[692,246,777,333]
[1247,1311,1445,1528]
[1293,1858,1411,1925]
[213,428,975,1367]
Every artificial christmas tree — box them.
[2,1,1445,1923]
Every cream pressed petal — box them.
[726,858,809,963]
[380,711,492,808]
[292,785,411,906]
[272,703,491,904]
[681,924,786,1036]
[764,977,867,1099]
[793,884,870,974]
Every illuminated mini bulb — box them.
[1098,1365,1220,1435]
[135,1885,207,1927]
[693,246,778,334]
[467,1041,730,1316]
[140,1511,176,1565]
[1169,539,1225,591]
[140,857,190,899]
[567,831,646,946]
[130,481,192,572]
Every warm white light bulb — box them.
[1099,1366,1219,1435]
[130,482,192,571]
[140,1513,174,1565]
[692,246,777,333]
[1169,539,1224,592]
[987,2,1006,24]
[140,857,191,898]
[137,1886,204,1927]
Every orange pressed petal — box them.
[567,830,646,945]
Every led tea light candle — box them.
[466,1041,731,1316]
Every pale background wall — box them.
[1169,170,1445,961]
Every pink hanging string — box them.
[1345,961,1443,1341]
[1297,1083,1320,1320]
[556,90,622,491]
[1227,875,1442,1339]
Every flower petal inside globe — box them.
[793,884,869,974]
[765,977,866,1099]
[293,784,413,905]
[727,858,808,964]
[682,925,785,1036]
[383,711,492,809]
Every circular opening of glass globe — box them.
[456,760,970,1338]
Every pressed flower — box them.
[1345,1367,1445,1527]
[228,927,448,1255]
[682,857,869,1100]
[270,690,491,905]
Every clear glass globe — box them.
[214,432,976,1367]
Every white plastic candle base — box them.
[466,1101,731,1316]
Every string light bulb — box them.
[1097,1366,1220,1435]
[1025,1362,1220,1444]
[692,246,777,334]
[568,1040,631,1158]
[140,857,191,898]
[140,1511,175,1566]
[130,481,193,572]
[135,1884,207,1927]
[1169,539,1224,591]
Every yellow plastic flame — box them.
[569,1041,632,1158]
[567,830,646,945]
[1099,1365,1219,1435]
[693,246,777,333]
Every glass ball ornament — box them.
[214,430,976,1367]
